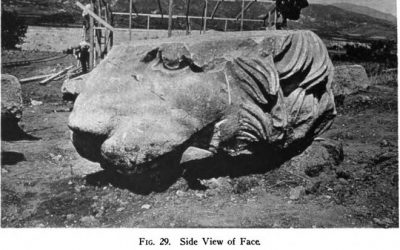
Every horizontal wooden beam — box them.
[76,1,115,31]
[112,12,264,22]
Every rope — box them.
[2,54,69,68]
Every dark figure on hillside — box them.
[276,0,309,29]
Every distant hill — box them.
[331,2,396,25]
[1,0,397,41]
[310,0,397,18]
[288,4,397,41]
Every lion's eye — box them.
[140,48,159,63]
[142,48,204,73]
[162,56,203,73]
[162,58,181,70]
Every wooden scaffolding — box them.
[76,0,281,70]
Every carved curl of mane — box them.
[225,31,336,149]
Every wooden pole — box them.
[76,2,114,31]
[105,2,113,53]
[104,5,108,53]
[224,19,228,31]
[89,4,94,70]
[185,0,191,35]
[211,0,223,19]
[147,15,150,39]
[203,0,208,33]
[236,0,256,20]
[129,0,132,40]
[274,8,277,29]
[240,0,244,31]
[168,0,173,37]
[157,0,164,19]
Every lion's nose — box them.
[68,103,115,163]
[68,111,113,136]
[70,130,107,162]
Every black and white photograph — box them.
[0,0,399,248]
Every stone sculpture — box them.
[1,74,23,138]
[69,30,336,187]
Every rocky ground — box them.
[1,50,398,228]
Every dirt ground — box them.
[1,50,398,228]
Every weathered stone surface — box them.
[1,74,23,121]
[1,74,23,136]
[69,30,336,181]
[61,74,89,100]
[332,64,370,105]
[282,138,344,178]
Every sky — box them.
[309,0,397,16]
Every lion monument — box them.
[69,30,336,190]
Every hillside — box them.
[289,4,397,40]
[310,0,397,17]
[332,2,396,25]
[1,0,397,41]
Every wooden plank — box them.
[76,1,114,31]
[20,74,53,83]
[39,66,75,85]
[168,0,173,37]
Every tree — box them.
[1,10,28,49]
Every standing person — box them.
[81,3,92,73]
[79,41,90,73]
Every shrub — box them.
[37,12,75,25]
[370,71,397,87]
[1,10,28,49]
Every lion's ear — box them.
[140,48,159,63]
